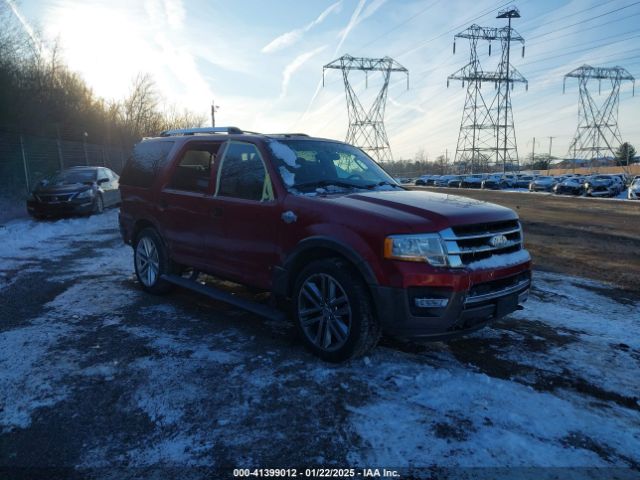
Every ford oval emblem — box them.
[489,234,508,248]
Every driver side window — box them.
[215,142,274,202]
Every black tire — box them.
[93,194,104,214]
[293,258,380,362]
[133,228,174,295]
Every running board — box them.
[161,274,287,322]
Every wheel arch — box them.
[132,218,161,244]
[273,236,379,300]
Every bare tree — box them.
[122,73,163,138]
[161,104,207,131]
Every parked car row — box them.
[413,172,637,199]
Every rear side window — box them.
[120,141,175,188]
[167,143,222,193]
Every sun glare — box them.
[44,3,160,101]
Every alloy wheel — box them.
[136,237,160,287]
[298,273,352,352]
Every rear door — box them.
[157,141,225,268]
[201,141,281,289]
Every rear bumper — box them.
[27,200,94,217]
[372,264,531,339]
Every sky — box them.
[9,0,640,161]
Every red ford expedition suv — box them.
[119,127,531,362]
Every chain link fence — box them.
[0,130,129,199]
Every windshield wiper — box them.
[293,180,363,191]
[363,181,403,189]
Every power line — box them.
[528,10,640,46]
[528,1,640,40]
[354,0,443,52]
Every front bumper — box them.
[587,187,614,197]
[27,199,95,217]
[372,264,531,339]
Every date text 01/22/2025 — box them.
[233,468,401,478]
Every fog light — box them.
[414,298,449,308]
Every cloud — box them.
[334,0,367,55]
[144,0,184,30]
[294,0,388,127]
[280,45,328,99]
[262,1,342,53]
[163,0,185,30]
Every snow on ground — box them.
[345,271,640,468]
[0,210,120,290]
[0,209,639,474]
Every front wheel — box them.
[293,258,380,362]
[93,194,104,214]
[134,228,174,294]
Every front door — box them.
[202,141,280,289]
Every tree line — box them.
[0,4,206,148]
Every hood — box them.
[587,178,613,186]
[324,190,517,232]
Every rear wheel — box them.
[134,228,173,294]
[293,258,380,362]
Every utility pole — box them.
[211,100,220,127]
[547,136,554,174]
[323,55,409,162]
[531,136,535,167]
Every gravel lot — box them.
[1,209,639,479]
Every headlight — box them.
[75,189,94,199]
[384,234,448,267]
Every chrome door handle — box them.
[281,210,297,224]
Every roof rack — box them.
[159,127,244,137]
[265,133,310,137]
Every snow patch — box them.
[279,166,295,187]
[268,140,299,168]
[0,320,74,431]
[466,249,531,270]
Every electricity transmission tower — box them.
[448,7,527,173]
[563,65,635,166]
[323,55,409,162]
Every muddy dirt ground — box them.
[413,187,640,293]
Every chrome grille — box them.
[36,193,74,203]
[441,220,523,268]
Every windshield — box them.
[45,169,96,186]
[268,139,399,193]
